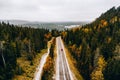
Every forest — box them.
[0,22,52,80]
[61,6,120,80]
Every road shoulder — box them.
[62,40,83,80]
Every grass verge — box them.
[13,49,47,80]
[41,38,55,80]
[63,41,83,80]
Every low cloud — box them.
[0,0,119,22]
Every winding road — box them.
[56,37,73,80]
[33,48,49,80]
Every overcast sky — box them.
[0,0,119,22]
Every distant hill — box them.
[0,20,88,30]
[0,20,30,25]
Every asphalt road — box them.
[56,37,73,80]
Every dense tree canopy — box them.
[61,6,120,80]
[0,22,51,80]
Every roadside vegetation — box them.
[63,42,83,80]
[41,38,56,80]
[13,49,47,80]
[62,41,84,80]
